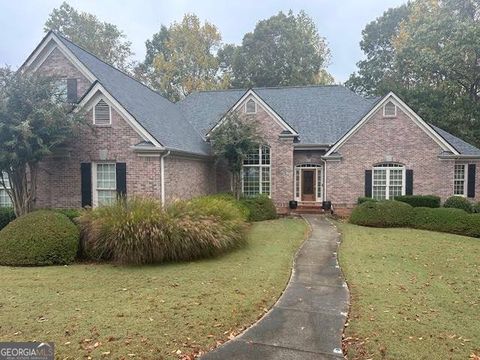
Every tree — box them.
[45,2,133,71]
[346,0,480,146]
[218,10,332,87]
[345,4,411,95]
[209,112,262,199]
[139,14,228,101]
[0,68,85,216]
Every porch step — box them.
[292,205,325,214]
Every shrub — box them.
[79,197,246,265]
[0,210,79,266]
[395,195,441,208]
[55,208,82,222]
[240,194,277,222]
[0,207,15,230]
[443,196,472,213]
[472,202,480,213]
[411,207,480,238]
[357,197,377,205]
[350,200,413,227]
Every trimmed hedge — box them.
[395,195,441,208]
[357,197,377,205]
[79,197,247,265]
[0,210,79,266]
[350,200,413,228]
[443,196,472,213]
[0,208,15,230]
[411,207,480,238]
[55,208,82,222]
[472,202,480,213]
[240,194,277,222]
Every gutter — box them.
[160,150,171,207]
[438,154,480,160]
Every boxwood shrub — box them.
[443,196,473,213]
[395,195,441,208]
[0,210,79,266]
[240,194,277,222]
[411,207,480,238]
[0,208,15,230]
[357,197,377,205]
[350,200,413,227]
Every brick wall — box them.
[293,150,325,166]
[325,104,480,208]
[36,108,162,208]
[218,97,295,209]
[164,155,215,203]
[37,48,91,99]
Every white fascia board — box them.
[76,82,164,148]
[325,92,459,157]
[207,89,299,136]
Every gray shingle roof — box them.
[430,124,480,156]
[56,33,211,156]
[55,33,480,157]
[178,86,379,145]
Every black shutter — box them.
[67,78,77,103]
[365,170,372,197]
[116,163,127,197]
[406,170,413,195]
[81,163,92,207]
[467,164,476,198]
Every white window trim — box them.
[241,145,271,197]
[383,101,397,117]
[453,163,468,197]
[294,164,324,202]
[372,164,406,200]
[92,162,117,207]
[245,99,257,114]
[93,98,112,126]
[0,172,12,208]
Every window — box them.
[242,145,270,196]
[245,99,257,114]
[454,164,467,196]
[372,163,405,200]
[383,101,397,117]
[54,79,68,102]
[94,163,116,206]
[94,99,111,125]
[0,172,12,208]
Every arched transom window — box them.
[372,163,405,200]
[242,145,270,196]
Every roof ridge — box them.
[191,84,344,94]
[52,31,175,104]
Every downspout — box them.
[160,150,171,207]
[321,158,327,203]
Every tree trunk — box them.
[7,162,38,217]
[232,171,242,200]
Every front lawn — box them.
[338,223,480,360]
[0,218,307,359]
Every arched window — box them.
[245,99,257,114]
[242,145,270,196]
[372,163,405,200]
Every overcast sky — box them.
[0,0,406,83]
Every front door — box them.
[301,170,316,201]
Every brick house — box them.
[4,31,480,213]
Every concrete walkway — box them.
[201,215,349,360]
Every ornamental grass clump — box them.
[78,196,247,265]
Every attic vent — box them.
[383,101,397,117]
[94,99,111,125]
[245,99,257,114]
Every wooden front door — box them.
[301,170,316,201]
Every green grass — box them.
[337,222,480,360]
[0,218,307,359]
